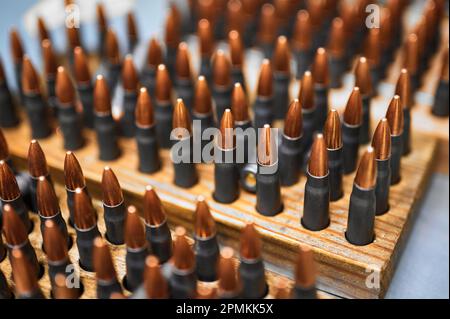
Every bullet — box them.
[355,57,374,144]
[217,247,241,298]
[10,248,45,299]
[273,278,291,299]
[257,4,277,58]
[327,18,347,89]
[229,30,247,91]
[256,125,283,216]
[37,177,70,248]
[340,3,359,60]
[0,161,31,232]
[73,188,101,271]
[386,95,404,185]
[395,69,412,156]
[226,0,244,36]
[9,29,25,104]
[66,25,82,63]
[253,60,274,129]
[272,36,291,120]
[0,57,19,127]
[143,255,169,298]
[212,50,233,122]
[104,29,122,91]
[403,33,420,92]
[143,186,172,263]
[346,147,377,246]
[342,87,363,174]
[193,197,220,281]
[52,273,81,299]
[298,71,316,154]
[42,220,79,295]
[41,40,58,116]
[171,99,198,188]
[124,206,149,292]
[214,110,239,203]
[387,0,404,49]
[372,119,392,215]
[27,139,52,213]
[198,19,215,84]
[55,66,85,150]
[164,6,181,78]
[175,42,194,111]
[64,151,87,226]
[74,47,95,129]
[96,3,108,57]
[239,223,267,298]
[93,237,123,299]
[154,64,174,149]
[169,227,197,298]
[364,28,382,86]
[141,38,163,97]
[2,204,41,278]
[279,100,303,186]
[312,48,330,131]
[21,56,52,139]
[231,83,254,170]
[192,76,215,159]
[135,87,161,174]
[302,134,330,231]
[414,19,427,77]
[380,8,395,69]
[323,109,343,201]
[94,75,121,161]
[307,0,327,49]
[120,56,139,137]
[241,0,261,46]
[0,268,13,299]
[292,11,313,79]
[432,46,449,117]
[293,245,317,299]
[127,12,139,53]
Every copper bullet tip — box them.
[28,139,48,178]
[213,50,232,87]
[0,129,9,161]
[10,28,24,64]
[21,56,41,95]
[64,151,85,190]
[256,59,273,97]
[257,124,277,166]
[231,82,249,122]
[193,76,213,115]
[56,66,76,105]
[74,46,91,84]
[173,226,195,271]
[37,176,60,218]
[194,196,217,238]
[10,248,39,296]
[146,38,163,69]
[328,17,346,58]
[93,237,118,282]
[299,71,315,110]
[165,5,181,49]
[272,36,291,74]
[66,25,81,50]
[395,68,411,110]
[122,55,139,92]
[403,33,419,74]
[308,133,328,177]
[344,87,363,126]
[0,160,20,200]
[105,28,120,65]
[355,56,373,97]
[372,118,391,161]
[101,166,124,206]
[43,220,68,263]
[229,30,244,67]
[284,99,303,139]
[172,98,192,136]
[127,12,138,42]
[292,10,312,51]
[143,186,167,226]
[198,19,214,58]
[73,188,96,230]
[155,64,172,102]
[175,42,192,80]
[2,204,28,246]
[323,109,342,150]
[144,255,169,299]
[364,28,381,66]
[312,48,329,85]
[125,205,146,250]
[41,39,57,77]
[354,146,377,189]
[386,95,404,136]
[96,3,108,32]
[258,4,277,44]
[295,245,316,288]
[226,0,244,35]
[218,247,239,294]
[94,74,112,114]
[135,87,155,127]
[240,223,262,260]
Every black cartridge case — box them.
[103,201,125,245]
[140,66,157,99]
[213,147,239,203]
[239,256,268,299]
[329,56,345,88]
[166,47,177,81]
[0,269,13,299]
[13,62,24,105]
[431,80,449,117]
[105,62,122,93]
[175,78,194,113]
[359,95,372,144]
[46,76,58,117]
[57,103,85,151]
[328,147,343,202]
[253,95,274,129]
[302,171,330,231]
[346,184,376,246]
[77,82,95,129]
[97,278,122,299]
[240,163,258,194]
[120,90,138,138]
[294,49,313,80]
[390,134,403,185]
[402,108,411,156]
[23,92,52,139]
[212,85,233,124]
[375,158,391,215]
[192,111,215,161]
[0,79,19,128]
[302,108,316,156]
[235,120,253,171]
[199,58,212,85]
[144,220,172,264]
[279,134,303,186]
[154,99,173,149]
[231,68,246,93]
[342,123,361,174]
[74,224,101,272]
[273,72,290,120]
[293,285,317,299]
[136,124,161,174]
[168,265,197,299]
[314,85,328,130]
[94,113,120,161]
[256,163,283,216]
[193,234,220,282]
[125,245,149,292]
[171,136,198,188]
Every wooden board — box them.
[2,115,437,298]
